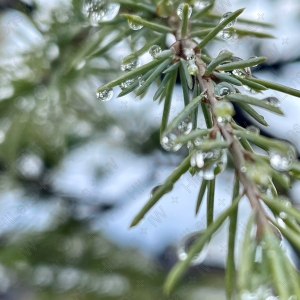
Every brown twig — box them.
[195,56,269,236]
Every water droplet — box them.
[0,131,5,144]
[150,184,172,197]
[188,60,199,75]
[161,132,182,152]
[247,164,270,187]
[242,287,278,300]
[177,3,192,20]
[128,20,143,30]
[240,166,247,173]
[194,0,212,10]
[249,56,258,67]
[217,29,235,40]
[232,69,244,76]
[46,43,59,60]
[178,117,193,135]
[219,12,236,28]
[187,140,194,150]
[150,185,162,197]
[177,231,209,266]
[184,48,195,60]
[194,137,202,147]
[120,78,136,90]
[214,83,235,96]
[190,150,204,168]
[278,196,291,220]
[139,77,145,87]
[17,153,44,179]
[246,125,260,135]
[269,222,283,246]
[190,149,227,179]
[269,144,296,171]
[204,149,227,180]
[149,45,162,57]
[121,58,141,71]
[82,0,120,26]
[263,97,280,108]
[214,101,234,125]
[0,85,14,100]
[75,60,86,70]
[97,88,113,101]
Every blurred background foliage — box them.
[0,0,300,299]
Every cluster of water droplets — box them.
[177,231,209,266]
[160,117,192,151]
[190,148,228,180]
[269,143,296,171]
[177,3,193,20]
[82,0,120,26]
[217,12,237,41]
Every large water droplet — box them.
[263,97,280,108]
[219,12,236,28]
[121,58,141,72]
[97,88,113,101]
[161,132,182,152]
[177,3,192,20]
[128,20,143,30]
[177,231,209,266]
[149,45,162,57]
[269,144,296,171]
[82,0,120,26]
